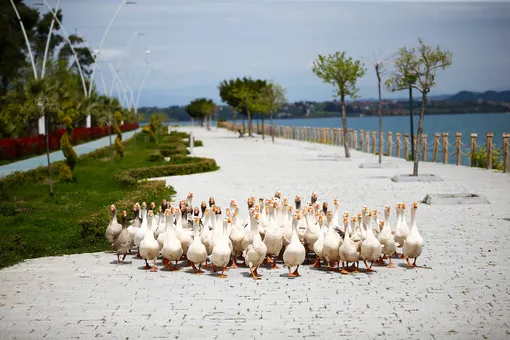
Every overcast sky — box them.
[28,0,510,106]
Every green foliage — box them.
[312,51,367,100]
[385,38,453,95]
[60,116,78,170]
[113,158,218,186]
[58,163,74,182]
[184,98,216,125]
[471,146,504,171]
[114,111,124,157]
[148,153,164,162]
[78,180,174,242]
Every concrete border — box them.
[359,162,399,169]
[423,193,490,205]
[391,174,443,182]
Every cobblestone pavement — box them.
[1,127,509,339]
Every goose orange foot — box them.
[229,261,239,269]
[341,268,350,275]
[150,266,158,272]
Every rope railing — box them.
[218,122,510,173]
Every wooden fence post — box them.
[470,133,477,167]
[372,131,376,154]
[380,132,384,156]
[359,130,365,152]
[486,133,494,170]
[404,133,409,159]
[347,129,352,149]
[388,132,393,157]
[503,133,509,173]
[395,132,401,158]
[432,133,440,162]
[442,133,449,164]
[353,130,358,150]
[422,134,427,161]
[366,131,370,153]
[455,132,462,166]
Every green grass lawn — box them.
[0,132,206,269]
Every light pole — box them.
[9,0,38,80]
[88,0,137,98]
[109,30,145,98]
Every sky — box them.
[26,0,510,107]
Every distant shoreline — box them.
[276,111,510,120]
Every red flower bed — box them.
[0,123,138,161]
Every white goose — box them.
[322,210,341,270]
[403,202,424,268]
[338,216,360,274]
[303,206,320,252]
[394,204,410,258]
[360,211,382,272]
[105,204,122,246]
[175,208,193,255]
[263,202,283,268]
[139,210,160,272]
[161,211,183,271]
[312,215,327,268]
[243,213,267,280]
[229,211,245,268]
[210,217,232,278]
[378,206,398,268]
[186,217,208,274]
[133,206,148,258]
[283,211,306,277]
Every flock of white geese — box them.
[106,192,424,280]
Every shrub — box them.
[60,116,78,171]
[148,153,164,162]
[114,112,124,158]
[58,163,74,182]
[0,163,61,192]
[112,157,218,186]
[78,180,175,241]
[193,140,203,147]
[471,145,504,171]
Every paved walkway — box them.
[0,129,139,178]
[1,127,509,339]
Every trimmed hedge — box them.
[0,162,62,194]
[113,157,218,186]
[78,180,175,242]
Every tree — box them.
[0,0,39,97]
[312,52,366,158]
[386,38,453,176]
[184,98,215,128]
[364,52,394,164]
[260,81,287,143]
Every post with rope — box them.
[503,133,509,173]
[395,132,401,158]
[470,133,477,167]
[431,133,438,162]
[455,133,462,166]
[388,132,393,157]
[372,131,377,154]
[380,131,385,157]
[360,129,364,151]
[486,133,494,170]
[421,134,427,161]
[442,133,449,164]
[404,133,409,159]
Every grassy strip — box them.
[0,131,216,269]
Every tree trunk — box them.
[262,115,265,140]
[341,94,350,158]
[413,93,427,176]
[377,71,383,164]
[248,111,252,137]
[242,116,245,133]
[44,112,54,197]
[270,110,275,143]
[200,118,204,127]
[232,108,236,132]
[108,121,113,164]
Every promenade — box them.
[0,126,509,339]
[0,129,139,178]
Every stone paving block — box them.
[391,173,443,182]
[422,193,490,205]
[358,162,399,169]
